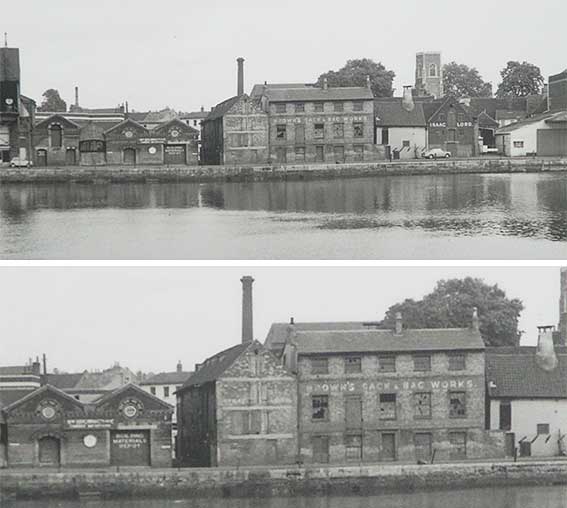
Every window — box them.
[295,147,306,162]
[314,102,324,113]
[457,113,465,123]
[449,432,467,459]
[344,356,362,374]
[438,113,446,122]
[379,393,396,420]
[50,125,62,148]
[345,434,362,461]
[448,354,466,371]
[413,355,431,372]
[315,145,325,162]
[353,122,364,138]
[378,355,396,372]
[232,410,262,435]
[449,392,467,418]
[353,101,364,112]
[314,123,325,139]
[353,145,364,161]
[537,424,550,435]
[334,102,344,112]
[312,395,329,420]
[499,401,512,431]
[413,392,432,419]
[295,103,305,113]
[402,140,410,148]
[429,64,437,77]
[513,141,525,148]
[275,103,286,114]
[311,357,329,374]
[276,124,287,140]
[163,386,170,398]
[150,387,156,395]
[333,123,344,138]
[381,128,389,145]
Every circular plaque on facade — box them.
[41,406,56,420]
[5,98,13,105]
[119,398,143,419]
[83,434,97,448]
[170,129,179,138]
[124,130,134,138]
[148,146,157,155]
[37,399,60,421]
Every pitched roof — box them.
[44,372,83,390]
[496,111,559,133]
[477,111,500,129]
[374,99,426,127]
[486,347,567,398]
[204,95,242,122]
[250,83,316,97]
[151,117,199,134]
[295,327,485,355]
[265,86,373,102]
[0,365,37,375]
[0,389,35,410]
[140,370,193,385]
[179,342,255,388]
[104,117,148,135]
[179,110,210,120]
[2,384,85,413]
[93,383,173,410]
[547,111,567,123]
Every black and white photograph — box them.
[0,266,567,507]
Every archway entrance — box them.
[123,148,136,165]
[65,148,77,165]
[38,436,61,466]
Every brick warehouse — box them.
[267,312,504,464]
[176,277,298,467]
[1,383,173,468]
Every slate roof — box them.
[0,365,37,375]
[250,83,316,97]
[477,111,500,129]
[0,389,35,411]
[179,341,258,389]
[294,327,484,355]
[265,86,373,102]
[93,383,173,410]
[179,110,210,120]
[549,70,567,82]
[43,373,84,390]
[374,99,426,127]
[204,96,242,122]
[79,121,109,140]
[486,347,567,398]
[140,370,193,385]
[547,111,567,123]
[496,111,559,134]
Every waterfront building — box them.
[1,383,173,468]
[176,277,298,467]
[0,45,35,165]
[272,312,503,464]
[140,362,193,458]
[549,70,567,112]
[375,87,428,159]
[486,327,567,457]
[415,52,443,99]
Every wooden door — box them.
[123,148,136,165]
[65,148,76,165]
[110,430,151,466]
[37,150,47,167]
[505,433,515,457]
[275,147,287,164]
[381,433,396,461]
[315,145,324,163]
[38,437,60,466]
[414,432,432,463]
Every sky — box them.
[3,0,566,112]
[0,266,562,374]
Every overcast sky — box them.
[0,266,562,374]
[5,0,565,112]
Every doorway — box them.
[414,432,432,462]
[123,148,136,165]
[38,436,61,466]
[37,150,47,167]
[65,148,77,165]
[381,433,396,461]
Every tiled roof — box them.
[93,383,173,410]
[179,110,210,120]
[550,70,567,82]
[79,121,108,140]
[0,389,35,410]
[179,341,257,389]
[468,97,528,119]
[265,86,373,102]
[295,327,484,355]
[140,371,193,385]
[204,96,242,122]
[477,111,499,129]
[547,111,567,123]
[486,347,567,398]
[250,83,316,97]
[44,373,83,390]
[374,99,426,127]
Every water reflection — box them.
[0,173,566,259]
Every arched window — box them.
[50,125,62,148]
[429,64,437,77]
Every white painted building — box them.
[486,328,567,458]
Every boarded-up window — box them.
[413,392,432,419]
[353,101,364,112]
[378,356,396,372]
[379,393,396,420]
[333,123,344,138]
[231,410,262,435]
[344,356,361,374]
[314,124,325,139]
[50,125,62,148]
[448,354,466,371]
[311,357,328,374]
[449,432,467,459]
[413,355,431,372]
[312,395,329,421]
[295,124,305,143]
[345,434,362,461]
[334,102,344,112]
[537,423,550,435]
[295,147,306,162]
[314,103,324,113]
[449,392,466,418]
[353,122,364,137]
[276,124,287,140]
[295,103,305,113]
[499,401,511,431]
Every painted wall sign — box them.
[66,419,114,429]
[112,432,148,450]
[303,377,477,395]
[139,138,166,144]
[273,116,368,125]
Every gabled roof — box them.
[179,110,210,120]
[179,341,257,389]
[140,370,193,385]
[104,117,149,135]
[295,327,485,355]
[2,384,85,413]
[477,111,499,129]
[265,86,373,102]
[549,69,567,82]
[205,95,242,122]
[35,114,81,130]
[0,389,36,411]
[79,121,107,141]
[151,117,199,134]
[374,99,426,127]
[93,383,173,410]
[486,347,567,398]
[422,96,472,123]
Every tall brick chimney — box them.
[536,326,558,371]
[75,86,79,108]
[237,57,245,96]
[241,275,254,343]
[394,312,403,336]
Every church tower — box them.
[0,39,21,163]
[415,52,443,99]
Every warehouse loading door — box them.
[110,430,151,466]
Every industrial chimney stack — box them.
[237,57,245,96]
[241,275,254,343]
[74,86,79,108]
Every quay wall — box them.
[0,158,566,184]
[3,461,567,500]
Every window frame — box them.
[314,123,325,139]
[413,392,432,419]
[448,354,466,371]
[413,355,431,372]
[353,101,364,112]
[378,355,396,373]
[312,394,330,421]
[333,122,344,139]
[353,122,364,138]
[379,393,397,420]
[276,124,287,140]
[333,102,344,113]
[311,357,329,375]
[314,102,324,113]
[275,103,287,114]
[344,356,362,374]
[294,103,305,113]
[448,391,467,419]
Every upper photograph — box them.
[0,0,566,260]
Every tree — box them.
[37,89,67,112]
[443,62,493,98]
[380,278,524,347]
[317,59,395,98]
[496,61,544,98]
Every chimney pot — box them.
[290,317,294,325]
[395,312,403,335]
[241,275,254,343]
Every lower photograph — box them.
[1,265,566,508]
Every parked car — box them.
[422,148,451,159]
[9,157,33,168]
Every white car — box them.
[422,148,452,159]
[9,157,33,168]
